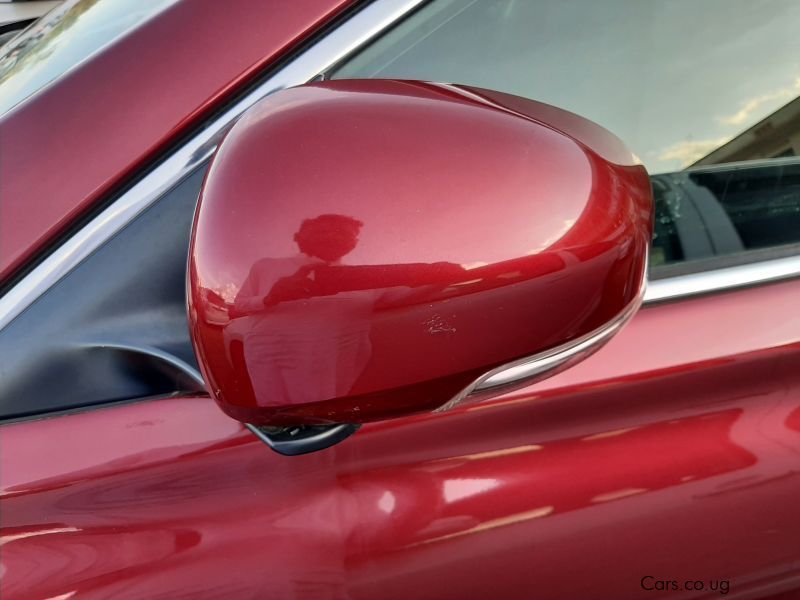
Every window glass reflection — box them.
[331,0,800,270]
[650,160,800,267]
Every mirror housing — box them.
[188,80,652,432]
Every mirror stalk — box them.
[246,423,360,456]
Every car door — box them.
[3,1,800,599]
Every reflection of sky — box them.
[0,0,178,116]
[334,0,800,174]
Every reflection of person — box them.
[234,214,365,313]
[230,215,375,407]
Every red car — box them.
[2,1,800,598]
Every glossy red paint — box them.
[189,80,652,426]
[3,278,800,599]
[0,0,353,284]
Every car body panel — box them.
[0,0,353,284]
[2,1,800,598]
[3,278,799,598]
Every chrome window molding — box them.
[644,254,800,303]
[0,0,426,332]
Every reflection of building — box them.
[694,97,800,165]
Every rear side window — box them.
[650,161,800,268]
[329,0,800,273]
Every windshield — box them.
[0,0,178,117]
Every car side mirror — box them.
[188,80,653,455]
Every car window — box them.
[329,0,800,272]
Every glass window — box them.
[330,0,800,271]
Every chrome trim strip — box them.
[644,254,800,303]
[437,277,647,413]
[0,0,426,331]
[685,155,800,173]
[474,292,641,391]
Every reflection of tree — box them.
[694,96,800,166]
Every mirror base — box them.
[245,422,360,456]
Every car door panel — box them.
[3,279,799,598]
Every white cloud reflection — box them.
[658,137,732,168]
[718,78,800,126]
